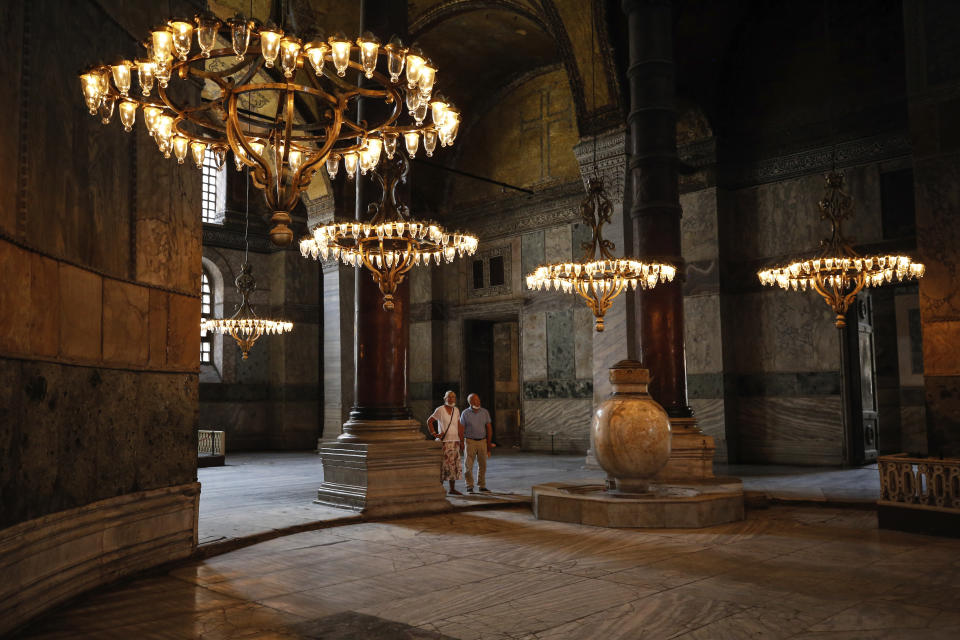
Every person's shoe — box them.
[466,487,475,494]
[448,489,463,496]
[479,487,492,493]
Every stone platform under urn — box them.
[533,361,743,528]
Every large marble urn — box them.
[592,360,671,492]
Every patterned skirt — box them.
[441,441,463,482]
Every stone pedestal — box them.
[532,478,743,528]
[316,419,450,517]
[655,417,716,482]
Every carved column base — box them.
[654,417,716,482]
[316,419,450,517]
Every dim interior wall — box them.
[903,0,960,457]
[0,1,201,634]
[199,245,321,450]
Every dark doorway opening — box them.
[463,318,521,447]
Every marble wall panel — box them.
[570,222,593,261]
[925,375,960,457]
[574,307,593,380]
[410,267,432,305]
[915,157,960,321]
[443,319,462,383]
[684,294,723,374]
[521,312,547,380]
[546,310,575,380]
[28,253,59,358]
[58,264,102,363]
[544,225,573,264]
[102,280,149,366]
[592,293,630,405]
[690,398,727,462]
[410,322,433,384]
[723,291,839,374]
[521,231,545,280]
[734,396,843,465]
[522,398,593,453]
[0,242,31,355]
[900,405,927,454]
[721,165,882,263]
[680,187,719,263]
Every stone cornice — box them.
[719,132,911,189]
[446,181,585,241]
[574,129,627,204]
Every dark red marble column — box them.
[623,0,692,418]
[348,0,412,424]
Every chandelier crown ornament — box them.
[300,153,478,311]
[525,176,676,332]
[757,171,925,327]
[202,262,293,360]
[79,9,463,247]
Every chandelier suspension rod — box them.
[412,158,535,194]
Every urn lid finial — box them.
[609,360,650,385]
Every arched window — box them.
[201,270,213,364]
[201,149,226,224]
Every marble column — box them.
[623,0,714,480]
[574,128,632,468]
[316,0,448,516]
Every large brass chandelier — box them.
[78,11,462,247]
[300,154,478,310]
[203,263,293,360]
[758,171,924,327]
[526,177,676,332]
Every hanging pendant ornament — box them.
[78,7,461,247]
[202,263,293,359]
[526,176,675,332]
[300,154,478,311]
[757,171,925,327]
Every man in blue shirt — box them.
[460,393,495,493]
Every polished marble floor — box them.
[18,504,960,639]
[197,451,881,546]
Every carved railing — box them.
[198,430,226,458]
[878,454,960,510]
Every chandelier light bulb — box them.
[326,153,340,179]
[366,137,383,166]
[328,33,352,76]
[259,26,283,67]
[359,148,373,175]
[288,148,303,172]
[168,20,193,60]
[118,100,137,131]
[190,140,207,169]
[343,151,358,179]
[230,16,252,60]
[79,71,102,115]
[384,36,405,82]
[151,28,174,64]
[417,61,436,95]
[405,50,425,89]
[404,131,419,158]
[212,145,227,170]
[280,37,301,78]
[154,56,172,88]
[111,60,132,97]
[248,140,265,158]
[423,129,437,157]
[195,15,220,58]
[405,88,420,115]
[172,136,189,163]
[383,132,398,159]
[430,96,448,125]
[136,59,155,96]
[98,94,116,125]
[143,105,162,135]
[304,39,328,75]
[155,114,174,139]
[414,99,428,125]
[357,32,380,79]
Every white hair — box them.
[443,390,456,400]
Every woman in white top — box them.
[427,390,465,495]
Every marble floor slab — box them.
[196,451,883,546]
[17,504,960,640]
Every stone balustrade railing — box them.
[878,454,960,510]
[198,430,226,467]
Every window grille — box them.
[201,149,226,224]
[201,271,212,364]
